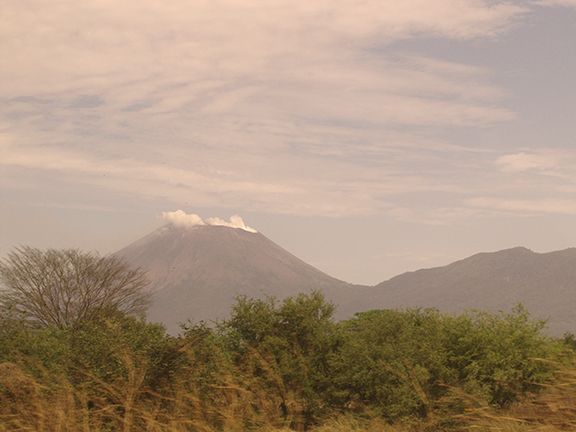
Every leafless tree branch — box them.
[0,247,152,328]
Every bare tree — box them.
[0,246,152,328]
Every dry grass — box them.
[0,344,289,432]
[442,358,576,432]
[2,356,576,432]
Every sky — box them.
[1,0,576,286]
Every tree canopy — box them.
[0,246,152,328]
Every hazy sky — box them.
[2,0,576,285]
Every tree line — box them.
[0,247,574,431]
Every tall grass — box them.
[0,342,290,432]
[438,357,576,432]
[3,356,576,431]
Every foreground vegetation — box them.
[1,290,576,431]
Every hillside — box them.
[367,247,576,336]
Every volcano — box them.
[117,222,576,336]
[116,223,359,333]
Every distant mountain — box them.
[117,224,576,336]
[116,224,360,333]
[367,247,576,336]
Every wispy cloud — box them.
[467,197,576,216]
[2,0,572,224]
[495,150,576,183]
[533,0,576,9]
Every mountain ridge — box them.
[368,246,576,336]
[117,224,576,336]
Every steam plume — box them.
[161,210,257,233]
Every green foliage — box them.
[442,304,551,406]
[66,313,179,388]
[561,331,576,351]
[178,320,235,398]
[0,292,563,431]
[0,308,179,392]
[327,308,448,419]
[327,304,552,420]
[219,290,338,425]
[0,307,70,372]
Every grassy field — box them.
[2,358,576,432]
[2,293,576,431]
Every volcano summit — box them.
[116,222,357,333]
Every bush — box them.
[219,290,338,426]
[443,304,552,406]
[327,305,553,420]
[327,308,448,419]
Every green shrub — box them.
[443,304,552,406]
[219,290,338,426]
[327,304,553,420]
[327,308,448,419]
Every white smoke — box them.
[161,210,205,227]
[205,215,257,232]
[161,210,257,233]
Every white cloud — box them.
[496,151,561,172]
[2,0,527,95]
[3,0,571,227]
[386,206,482,225]
[495,150,576,184]
[0,118,495,219]
[533,0,576,8]
[1,0,524,117]
[1,0,524,167]
[1,0,521,219]
[467,197,576,216]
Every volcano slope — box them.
[116,223,361,333]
